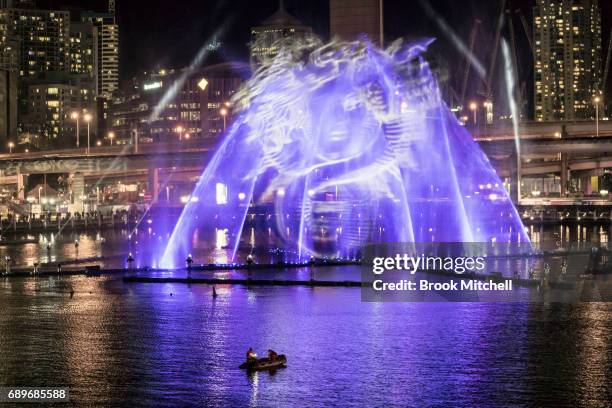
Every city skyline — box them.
[0,0,610,151]
[0,3,610,407]
[25,0,609,127]
[32,0,609,85]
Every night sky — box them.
[38,0,611,102]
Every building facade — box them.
[70,22,98,81]
[0,1,35,8]
[0,23,19,73]
[0,6,70,78]
[250,2,312,66]
[109,63,249,145]
[329,0,383,45]
[0,2,72,149]
[69,21,98,136]
[0,70,18,144]
[22,82,79,148]
[0,9,18,144]
[81,6,118,140]
[80,10,118,98]
[533,0,602,121]
[0,1,117,150]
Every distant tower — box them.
[329,0,384,46]
[109,0,115,14]
[249,0,312,67]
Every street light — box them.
[83,113,92,155]
[7,141,14,154]
[469,101,478,125]
[220,107,228,131]
[175,125,184,141]
[594,95,601,137]
[70,111,80,148]
[108,131,115,146]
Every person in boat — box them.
[267,349,278,362]
[246,347,257,363]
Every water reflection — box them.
[0,222,610,270]
[0,276,609,406]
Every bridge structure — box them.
[0,120,611,208]
[0,140,216,206]
[474,120,612,204]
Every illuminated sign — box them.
[198,78,208,91]
[143,81,163,91]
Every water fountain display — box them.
[161,38,529,268]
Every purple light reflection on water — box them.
[0,222,605,279]
[0,277,609,406]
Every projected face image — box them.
[161,37,529,267]
[311,84,378,163]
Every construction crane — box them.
[460,19,481,107]
[516,9,534,55]
[603,29,612,103]
[514,8,536,121]
[484,0,507,98]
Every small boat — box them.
[239,355,287,371]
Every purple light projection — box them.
[161,38,529,268]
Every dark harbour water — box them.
[0,274,610,407]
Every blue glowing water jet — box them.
[160,38,529,268]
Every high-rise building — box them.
[0,1,116,148]
[0,13,18,144]
[0,2,71,148]
[0,6,70,78]
[533,0,602,121]
[0,70,18,144]
[69,22,98,124]
[81,7,118,98]
[329,0,383,45]
[70,22,97,79]
[250,1,312,66]
[81,3,119,140]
